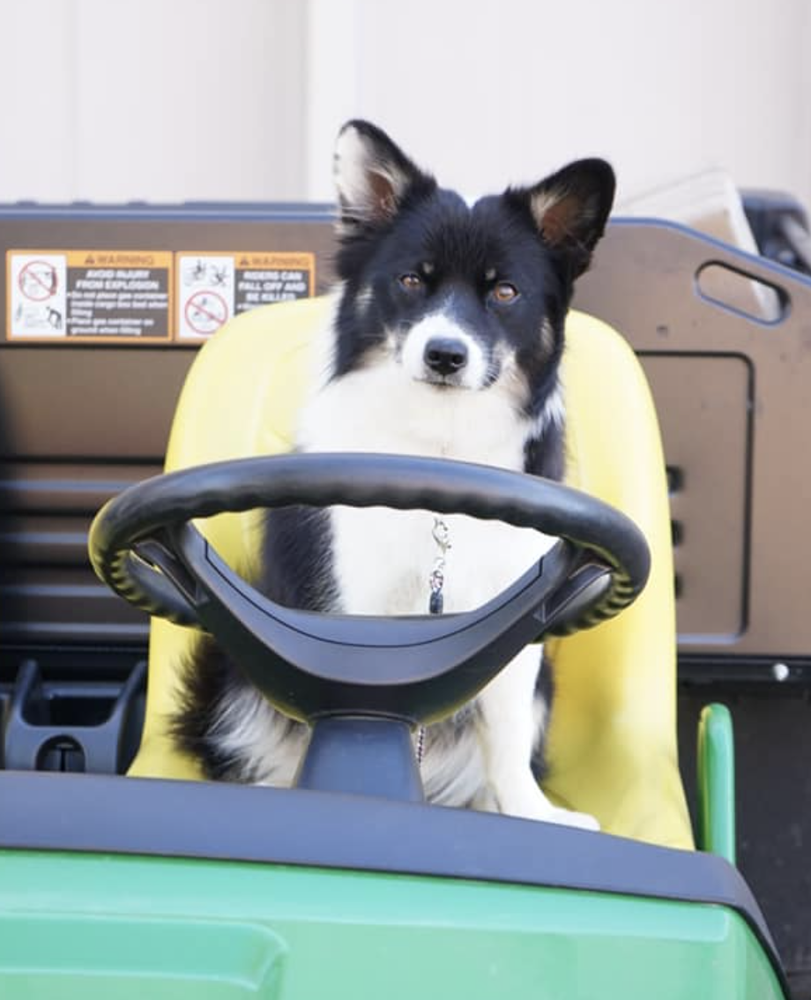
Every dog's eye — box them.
[492,281,519,303]
[399,273,422,291]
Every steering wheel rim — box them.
[88,453,650,724]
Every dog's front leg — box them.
[478,646,599,831]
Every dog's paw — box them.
[499,786,600,831]
[542,806,601,832]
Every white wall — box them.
[0,0,307,202]
[304,0,811,211]
[1,0,809,213]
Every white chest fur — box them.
[296,358,556,616]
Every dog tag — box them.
[428,516,450,616]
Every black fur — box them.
[170,636,280,780]
[171,507,338,779]
[531,652,556,782]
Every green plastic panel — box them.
[0,850,783,999]
[0,916,284,999]
[697,702,736,862]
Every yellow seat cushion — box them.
[129,296,693,850]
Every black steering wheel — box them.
[88,453,650,799]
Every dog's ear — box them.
[524,159,616,277]
[334,120,435,233]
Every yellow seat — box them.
[129,297,693,851]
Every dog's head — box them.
[330,120,615,420]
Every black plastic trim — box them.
[0,771,787,994]
[3,660,146,772]
[679,654,811,687]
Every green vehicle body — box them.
[0,703,787,999]
[0,851,782,999]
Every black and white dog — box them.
[173,121,614,829]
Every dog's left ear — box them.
[526,159,616,277]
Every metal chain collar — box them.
[428,515,452,615]
[417,516,453,766]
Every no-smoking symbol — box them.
[19,260,58,301]
[185,290,229,336]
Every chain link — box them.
[419,517,453,765]
[428,516,452,616]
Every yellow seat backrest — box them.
[129,297,693,851]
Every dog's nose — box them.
[424,337,468,376]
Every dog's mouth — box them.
[415,370,471,390]
[411,357,502,392]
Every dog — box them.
[172,120,615,829]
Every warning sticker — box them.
[6,250,316,344]
[233,252,314,313]
[6,250,172,342]
[176,254,236,340]
[176,251,315,340]
[8,253,67,337]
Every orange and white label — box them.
[6,249,173,342]
[6,249,316,343]
[176,251,315,340]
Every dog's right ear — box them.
[334,121,435,234]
